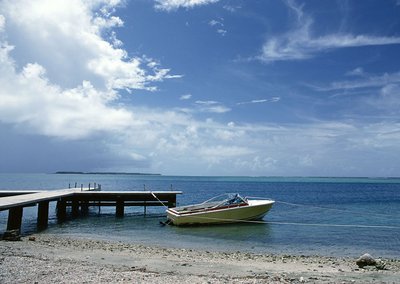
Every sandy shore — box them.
[1,234,399,283]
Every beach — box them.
[1,234,399,283]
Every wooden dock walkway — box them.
[0,189,81,211]
[0,188,181,236]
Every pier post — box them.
[37,201,49,230]
[167,195,177,208]
[56,199,67,221]
[116,198,124,217]
[81,200,89,215]
[7,206,23,232]
[72,198,80,217]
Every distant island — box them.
[55,171,161,176]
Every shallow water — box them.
[1,174,399,258]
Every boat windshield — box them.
[202,193,247,208]
[171,193,249,213]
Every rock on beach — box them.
[356,253,377,268]
[2,229,21,241]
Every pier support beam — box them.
[7,206,23,232]
[37,201,49,230]
[116,199,124,217]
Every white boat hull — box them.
[166,200,274,226]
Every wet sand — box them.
[1,234,399,283]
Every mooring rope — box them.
[245,197,397,218]
[150,191,169,209]
[180,215,400,229]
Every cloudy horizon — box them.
[1,0,400,177]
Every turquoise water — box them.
[1,174,400,258]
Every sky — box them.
[0,0,400,176]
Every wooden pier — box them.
[0,188,181,235]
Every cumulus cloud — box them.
[0,0,178,91]
[0,55,133,139]
[154,0,219,11]
[145,119,400,176]
[0,0,179,139]
[259,0,400,62]
[1,0,400,176]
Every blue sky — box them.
[0,0,400,176]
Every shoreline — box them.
[1,234,399,283]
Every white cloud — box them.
[366,84,400,114]
[129,152,147,162]
[1,0,400,176]
[154,0,219,11]
[195,100,231,113]
[0,0,179,139]
[195,100,218,105]
[309,70,400,121]
[223,5,241,13]
[213,127,245,141]
[0,0,178,92]
[180,93,192,100]
[199,145,254,165]
[311,72,400,92]
[209,19,222,27]
[260,0,400,62]
[217,29,227,36]
[140,119,400,176]
[0,14,5,32]
[237,97,280,105]
[209,18,227,36]
[0,55,133,139]
[346,67,365,77]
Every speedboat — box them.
[166,193,274,226]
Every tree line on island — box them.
[55,171,161,176]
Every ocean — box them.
[1,174,400,258]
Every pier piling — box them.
[71,198,80,217]
[116,198,124,217]
[37,201,49,230]
[7,206,23,232]
[56,200,67,222]
[1,188,181,235]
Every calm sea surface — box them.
[1,174,400,258]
